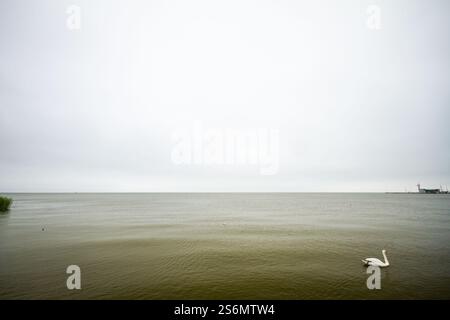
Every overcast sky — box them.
[1,0,449,192]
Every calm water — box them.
[0,193,449,299]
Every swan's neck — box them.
[382,251,389,265]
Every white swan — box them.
[362,249,389,267]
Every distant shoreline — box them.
[385,192,449,194]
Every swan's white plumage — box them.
[362,250,389,267]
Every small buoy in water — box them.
[42,228,45,231]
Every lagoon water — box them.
[0,193,449,299]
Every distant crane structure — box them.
[417,183,449,194]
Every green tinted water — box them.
[0,193,449,299]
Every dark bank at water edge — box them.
[0,196,12,212]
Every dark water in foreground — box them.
[0,193,449,299]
